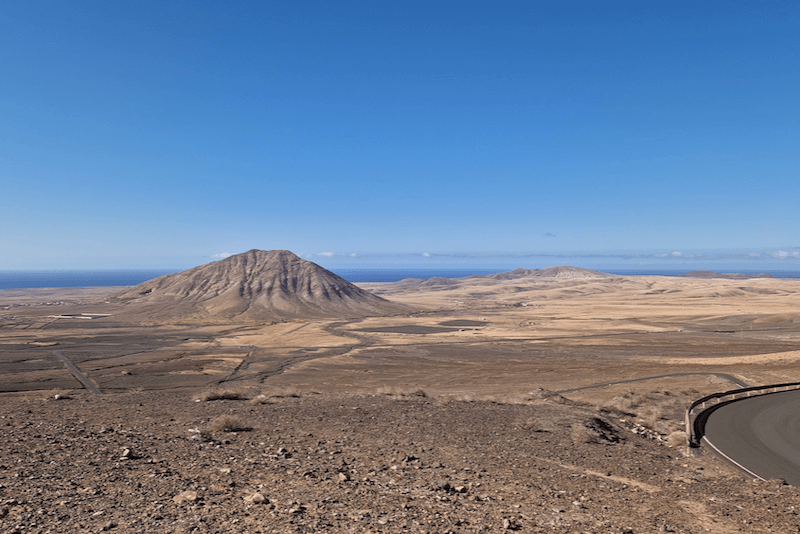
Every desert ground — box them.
[3,264,800,533]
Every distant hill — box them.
[379,266,612,293]
[110,250,406,321]
[679,271,776,280]
[480,266,611,281]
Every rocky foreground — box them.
[1,390,798,534]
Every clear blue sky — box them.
[2,1,799,270]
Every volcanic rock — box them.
[110,250,406,321]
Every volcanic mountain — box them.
[110,250,406,321]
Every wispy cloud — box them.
[316,251,363,258]
[768,250,800,259]
[544,232,556,238]
[211,252,233,259]
[409,250,800,262]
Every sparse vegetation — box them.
[249,386,303,404]
[202,414,252,433]
[46,389,72,400]
[571,417,622,445]
[604,389,695,435]
[375,386,427,398]
[194,386,250,402]
[667,430,689,448]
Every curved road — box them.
[704,389,800,485]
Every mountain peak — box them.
[111,250,405,321]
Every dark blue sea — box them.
[2,268,800,290]
[0,270,176,290]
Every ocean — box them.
[2,268,800,290]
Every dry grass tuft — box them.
[46,389,72,400]
[571,424,598,444]
[517,417,550,433]
[375,386,428,398]
[666,431,688,448]
[194,386,250,402]
[571,417,622,445]
[249,387,302,404]
[604,389,696,436]
[202,415,252,433]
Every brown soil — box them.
[5,390,800,534]
[4,270,800,532]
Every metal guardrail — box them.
[686,381,800,446]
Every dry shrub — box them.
[203,415,252,433]
[666,431,688,448]
[605,389,690,436]
[571,424,598,444]
[517,417,550,433]
[194,386,249,402]
[522,389,574,405]
[249,387,302,404]
[46,389,72,400]
[571,417,622,445]
[606,390,643,413]
[375,386,427,398]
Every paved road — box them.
[52,351,102,395]
[556,372,748,394]
[704,389,800,485]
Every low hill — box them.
[481,266,611,281]
[110,250,406,321]
[680,271,776,280]
[367,266,613,296]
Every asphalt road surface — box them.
[704,389,800,485]
[52,351,102,395]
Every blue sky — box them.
[2,1,799,270]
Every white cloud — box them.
[350,253,358,257]
[671,251,683,257]
[422,252,431,258]
[212,252,233,259]
[653,253,667,257]
[318,252,335,257]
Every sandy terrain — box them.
[2,270,800,532]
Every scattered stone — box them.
[435,479,451,491]
[289,504,306,514]
[244,493,267,505]
[173,491,198,505]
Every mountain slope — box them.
[110,250,406,321]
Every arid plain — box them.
[3,251,800,533]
